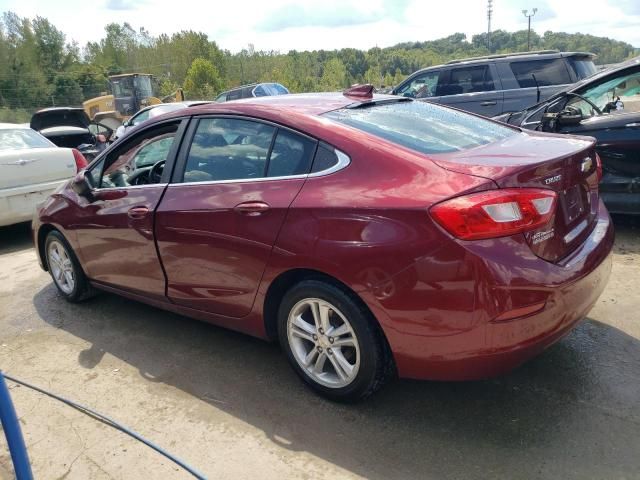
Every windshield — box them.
[324,100,516,155]
[111,77,134,98]
[134,76,154,98]
[254,83,289,97]
[0,129,52,151]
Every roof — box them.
[181,92,399,117]
[410,50,596,72]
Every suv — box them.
[392,50,597,116]
[215,82,289,102]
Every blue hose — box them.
[2,373,207,480]
[0,372,34,479]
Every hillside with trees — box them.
[1,11,638,121]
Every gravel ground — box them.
[0,217,639,480]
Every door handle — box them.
[234,201,270,216]
[480,101,497,106]
[127,206,149,219]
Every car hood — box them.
[30,108,91,131]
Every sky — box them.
[0,0,638,52]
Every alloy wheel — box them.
[287,298,360,388]
[47,240,75,294]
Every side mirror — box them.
[557,107,583,126]
[71,171,93,198]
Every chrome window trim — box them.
[168,148,350,187]
[92,182,169,192]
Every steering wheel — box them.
[148,160,166,184]
[566,92,603,116]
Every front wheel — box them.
[278,280,393,402]
[45,231,95,302]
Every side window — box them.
[88,158,105,188]
[510,59,572,88]
[311,143,339,173]
[242,86,255,98]
[182,118,275,183]
[396,71,440,98]
[439,65,495,95]
[568,69,640,115]
[215,93,228,103]
[99,122,179,188]
[267,129,317,177]
[253,85,267,97]
[227,89,242,101]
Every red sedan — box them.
[33,87,614,401]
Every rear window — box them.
[323,101,516,155]
[569,57,597,80]
[0,129,52,151]
[510,59,572,87]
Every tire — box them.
[277,279,394,402]
[44,230,95,303]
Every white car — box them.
[0,123,86,227]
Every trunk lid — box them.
[0,147,76,190]
[30,108,91,131]
[430,130,600,262]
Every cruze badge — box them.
[581,157,593,173]
[544,174,562,185]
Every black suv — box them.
[393,50,597,117]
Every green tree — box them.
[183,57,223,99]
[319,58,347,91]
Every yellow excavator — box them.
[83,73,184,124]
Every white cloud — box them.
[0,0,638,52]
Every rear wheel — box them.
[278,279,393,402]
[45,231,95,302]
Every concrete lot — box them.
[0,218,639,480]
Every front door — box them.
[75,119,185,298]
[155,116,318,317]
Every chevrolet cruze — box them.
[33,86,614,401]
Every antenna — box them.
[487,0,493,50]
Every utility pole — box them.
[487,0,493,51]
[522,8,537,52]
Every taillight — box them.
[595,152,603,182]
[71,148,88,172]
[430,188,557,240]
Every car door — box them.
[436,64,504,116]
[74,119,187,299]
[155,116,318,317]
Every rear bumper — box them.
[372,199,614,381]
[0,180,64,227]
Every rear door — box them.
[155,116,318,317]
[437,64,504,116]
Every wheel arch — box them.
[37,224,60,271]
[263,268,393,360]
